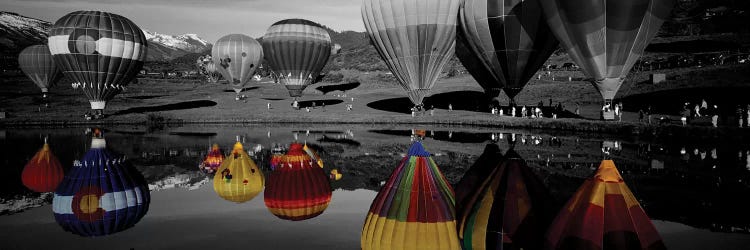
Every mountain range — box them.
[0,11,212,66]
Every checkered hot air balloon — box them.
[47,11,147,117]
[261,19,332,99]
[212,34,263,96]
[545,160,666,250]
[457,149,555,250]
[199,144,225,174]
[264,142,332,221]
[18,45,63,100]
[362,0,461,109]
[539,0,675,108]
[361,141,460,250]
[21,138,64,193]
[213,141,264,203]
[457,0,559,106]
[52,133,150,237]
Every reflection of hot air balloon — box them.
[264,143,331,221]
[212,34,263,96]
[213,141,264,203]
[21,138,64,192]
[199,144,224,174]
[303,143,324,168]
[262,19,332,99]
[539,0,675,108]
[545,160,666,250]
[457,149,555,250]
[362,0,461,109]
[329,169,342,181]
[361,141,460,250]
[48,11,147,118]
[454,143,504,215]
[458,0,559,106]
[52,132,150,237]
[18,45,62,100]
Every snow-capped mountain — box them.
[0,11,211,65]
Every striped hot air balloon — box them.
[454,143,504,211]
[18,45,62,99]
[361,141,460,250]
[204,61,222,84]
[199,144,225,174]
[52,133,150,237]
[212,34,263,96]
[264,142,332,221]
[48,11,147,117]
[362,0,461,109]
[539,0,675,108]
[457,149,555,250]
[457,0,559,106]
[261,19,332,98]
[545,160,666,250]
[21,138,64,193]
[213,141,264,203]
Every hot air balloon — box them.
[52,130,150,237]
[539,0,675,113]
[457,149,555,250]
[362,0,461,110]
[18,45,62,101]
[264,142,332,221]
[199,143,225,174]
[21,137,64,192]
[331,43,342,56]
[203,61,222,83]
[261,19,332,100]
[361,141,460,250]
[545,160,666,250]
[457,0,559,106]
[48,11,148,118]
[213,141,264,203]
[212,34,263,98]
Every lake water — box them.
[1,125,749,250]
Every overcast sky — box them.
[4,0,365,42]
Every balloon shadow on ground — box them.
[111,100,217,116]
[367,91,495,114]
[315,82,361,94]
[222,87,259,93]
[297,99,344,108]
[127,95,167,100]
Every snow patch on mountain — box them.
[144,30,211,53]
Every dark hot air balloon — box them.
[362,0,461,110]
[457,0,559,106]
[18,45,62,101]
[48,11,147,118]
[261,19,332,100]
[539,0,675,111]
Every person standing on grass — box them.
[521,106,527,118]
[267,103,271,110]
[449,104,453,112]
[575,103,580,115]
[746,104,750,127]
[512,106,516,117]
[711,105,719,127]
[694,104,701,117]
[681,107,690,126]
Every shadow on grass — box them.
[222,87,259,93]
[315,82,361,94]
[620,86,750,117]
[111,100,217,116]
[367,91,491,114]
[298,99,344,108]
[318,135,361,146]
[127,95,167,100]
[261,98,286,101]
[646,40,740,53]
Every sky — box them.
[3,0,365,42]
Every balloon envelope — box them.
[212,34,263,93]
[361,141,460,250]
[52,136,150,237]
[264,143,332,221]
[261,19,332,97]
[545,160,666,250]
[18,45,62,94]
[21,142,64,192]
[48,10,147,111]
[458,0,559,102]
[362,0,461,107]
[213,142,264,203]
[539,0,675,102]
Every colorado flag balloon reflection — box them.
[48,10,147,115]
[52,132,150,237]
